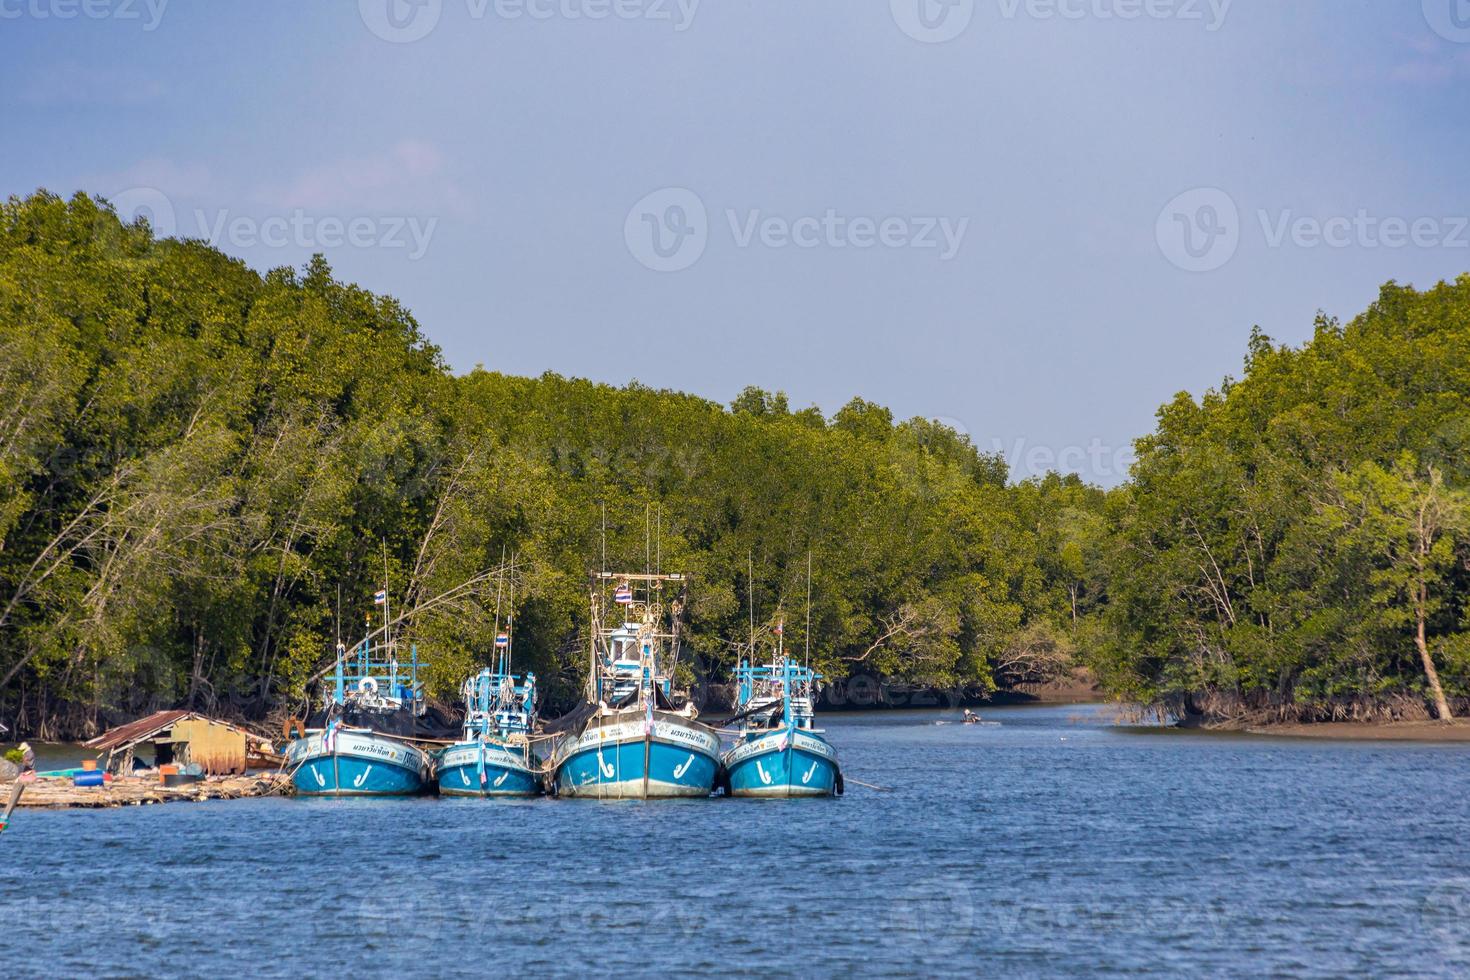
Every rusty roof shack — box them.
[85,711,256,775]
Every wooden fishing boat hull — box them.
[554,711,721,799]
[286,729,431,797]
[436,740,540,797]
[724,727,841,798]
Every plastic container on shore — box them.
[73,771,105,788]
[81,759,97,772]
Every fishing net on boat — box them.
[537,701,599,736]
[603,687,687,712]
[538,687,694,737]
[724,702,785,728]
[307,703,459,740]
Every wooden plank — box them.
[0,773,289,809]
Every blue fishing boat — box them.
[437,635,541,797]
[551,573,721,799]
[285,603,434,797]
[723,633,843,798]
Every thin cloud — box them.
[257,140,463,214]
[84,159,217,200]
[1388,36,1470,84]
[14,63,166,107]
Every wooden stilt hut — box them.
[85,711,254,775]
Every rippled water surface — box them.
[6,704,1470,977]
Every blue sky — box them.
[4,0,1470,484]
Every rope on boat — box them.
[844,776,892,792]
[275,746,298,780]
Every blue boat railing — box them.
[460,667,537,743]
[735,658,824,733]
[594,623,676,706]
[331,636,425,715]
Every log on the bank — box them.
[0,772,290,809]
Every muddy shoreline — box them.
[1239,720,1470,742]
[1,772,290,809]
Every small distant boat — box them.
[285,595,433,797]
[437,621,541,797]
[724,646,842,798]
[550,573,721,799]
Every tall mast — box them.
[588,580,599,703]
[493,545,506,676]
[381,539,391,655]
[748,552,755,662]
[668,578,681,676]
[506,552,515,675]
[805,550,813,671]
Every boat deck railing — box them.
[736,659,824,731]
[332,637,424,713]
[461,668,537,742]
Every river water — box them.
[5,704,1469,977]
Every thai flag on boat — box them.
[373,590,387,606]
[324,719,339,753]
[774,620,784,636]
[495,633,510,649]
[614,584,633,605]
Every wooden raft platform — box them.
[1,772,290,809]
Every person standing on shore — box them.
[1,743,33,833]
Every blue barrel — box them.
[73,771,105,787]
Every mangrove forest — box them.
[2,190,1468,737]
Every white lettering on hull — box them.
[569,720,720,757]
[726,732,836,767]
[288,732,429,775]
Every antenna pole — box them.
[588,580,600,703]
[507,552,515,675]
[805,550,813,670]
[494,545,506,675]
[748,552,755,660]
[334,582,344,706]
[600,502,607,577]
[381,539,391,655]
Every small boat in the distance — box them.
[550,573,721,799]
[723,626,843,798]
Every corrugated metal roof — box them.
[84,710,193,751]
[84,710,251,752]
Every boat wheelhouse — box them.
[437,662,541,798]
[551,573,721,799]
[723,646,842,798]
[285,624,433,797]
